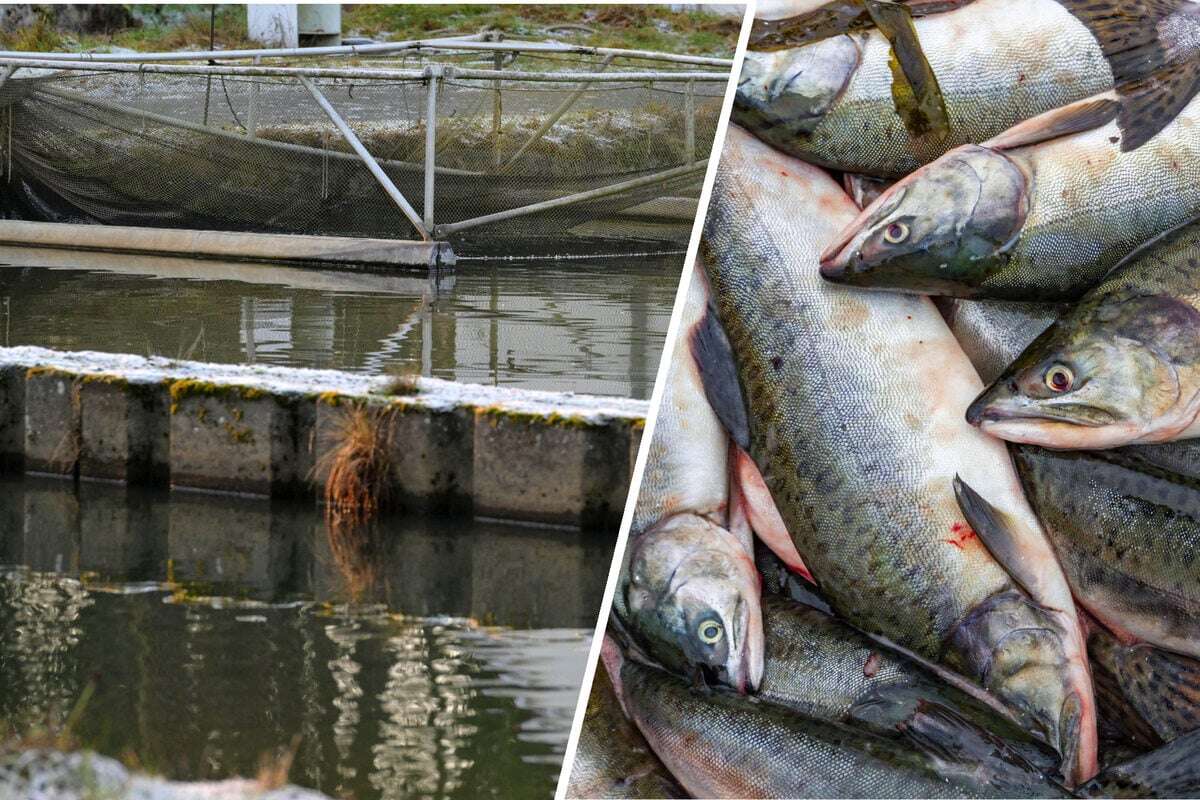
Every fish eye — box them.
[697,620,724,645]
[1044,364,1074,393]
[882,221,909,244]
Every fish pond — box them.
[0,476,613,798]
[0,245,681,399]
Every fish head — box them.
[953,590,1097,785]
[734,36,860,137]
[819,145,1028,295]
[967,295,1200,448]
[623,514,764,693]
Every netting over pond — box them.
[0,41,730,249]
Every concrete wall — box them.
[0,347,646,531]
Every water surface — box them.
[0,477,611,798]
[0,245,679,399]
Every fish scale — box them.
[1014,447,1200,658]
[995,98,1200,298]
[619,654,1011,799]
[735,0,1112,177]
[702,126,1096,781]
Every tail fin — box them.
[1080,728,1200,798]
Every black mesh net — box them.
[0,51,727,254]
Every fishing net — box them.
[0,49,727,253]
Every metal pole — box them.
[0,35,730,67]
[435,160,707,236]
[202,5,215,126]
[0,64,15,183]
[246,56,259,137]
[500,54,615,172]
[423,66,440,233]
[299,75,431,241]
[0,57,728,84]
[39,84,484,177]
[685,79,696,165]
[492,51,503,169]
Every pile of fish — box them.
[566,0,1200,797]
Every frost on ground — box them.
[0,748,331,800]
[0,346,648,423]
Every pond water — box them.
[0,245,680,399]
[0,476,612,798]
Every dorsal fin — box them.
[982,96,1119,150]
[749,0,976,51]
[1058,0,1200,150]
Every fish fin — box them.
[749,0,976,51]
[1081,728,1200,798]
[726,444,756,555]
[982,96,1120,150]
[1117,65,1200,150]
[733,447,816,583]
[952,475,1044,601]
[865,0,951,145]
[689,297,749,451]
[1058,0,1200,150]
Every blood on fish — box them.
[945,522,977,549]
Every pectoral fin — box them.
[952,475,1048,602]
[982,96,1120,150]
[866,0,951,145]
[734,447,814,583]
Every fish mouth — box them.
[965,395,1117,430]
[818,207,872,280]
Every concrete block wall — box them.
[0,347,648,531]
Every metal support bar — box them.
[299,75,431,241]
[423,66,440,232]
[39,84,485,177]
[0,64,16,184]
[0,35,730,67]
[500,54,615,172]
[685,79,696,165]
[246,56,259,137]
[434,160,707,237]
[492,51,503,169]
[0,57,729,84]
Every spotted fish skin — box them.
[1079,729,1200,798]
[1014,447,1200,659]
[758,595,1060,781]
[702,126,1096,782]
[970,219,1200,448]
[616,649,1051,799]
[938,293,1200,660]
[1090,626,1200,744]
[564,663,685,799]
[735,0,1113,178]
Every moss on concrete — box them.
[168,379,268,414]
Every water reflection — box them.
[0,477,609,798]
[0,245,677,399]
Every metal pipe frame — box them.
[0,36,731,68]
[434,160,707,237]
[38,84,485,178]
[299,75,430,241]
[423,66,441,232]
[0,57,729,83]
[500,53,615,172]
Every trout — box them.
[701,126,1097,781]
